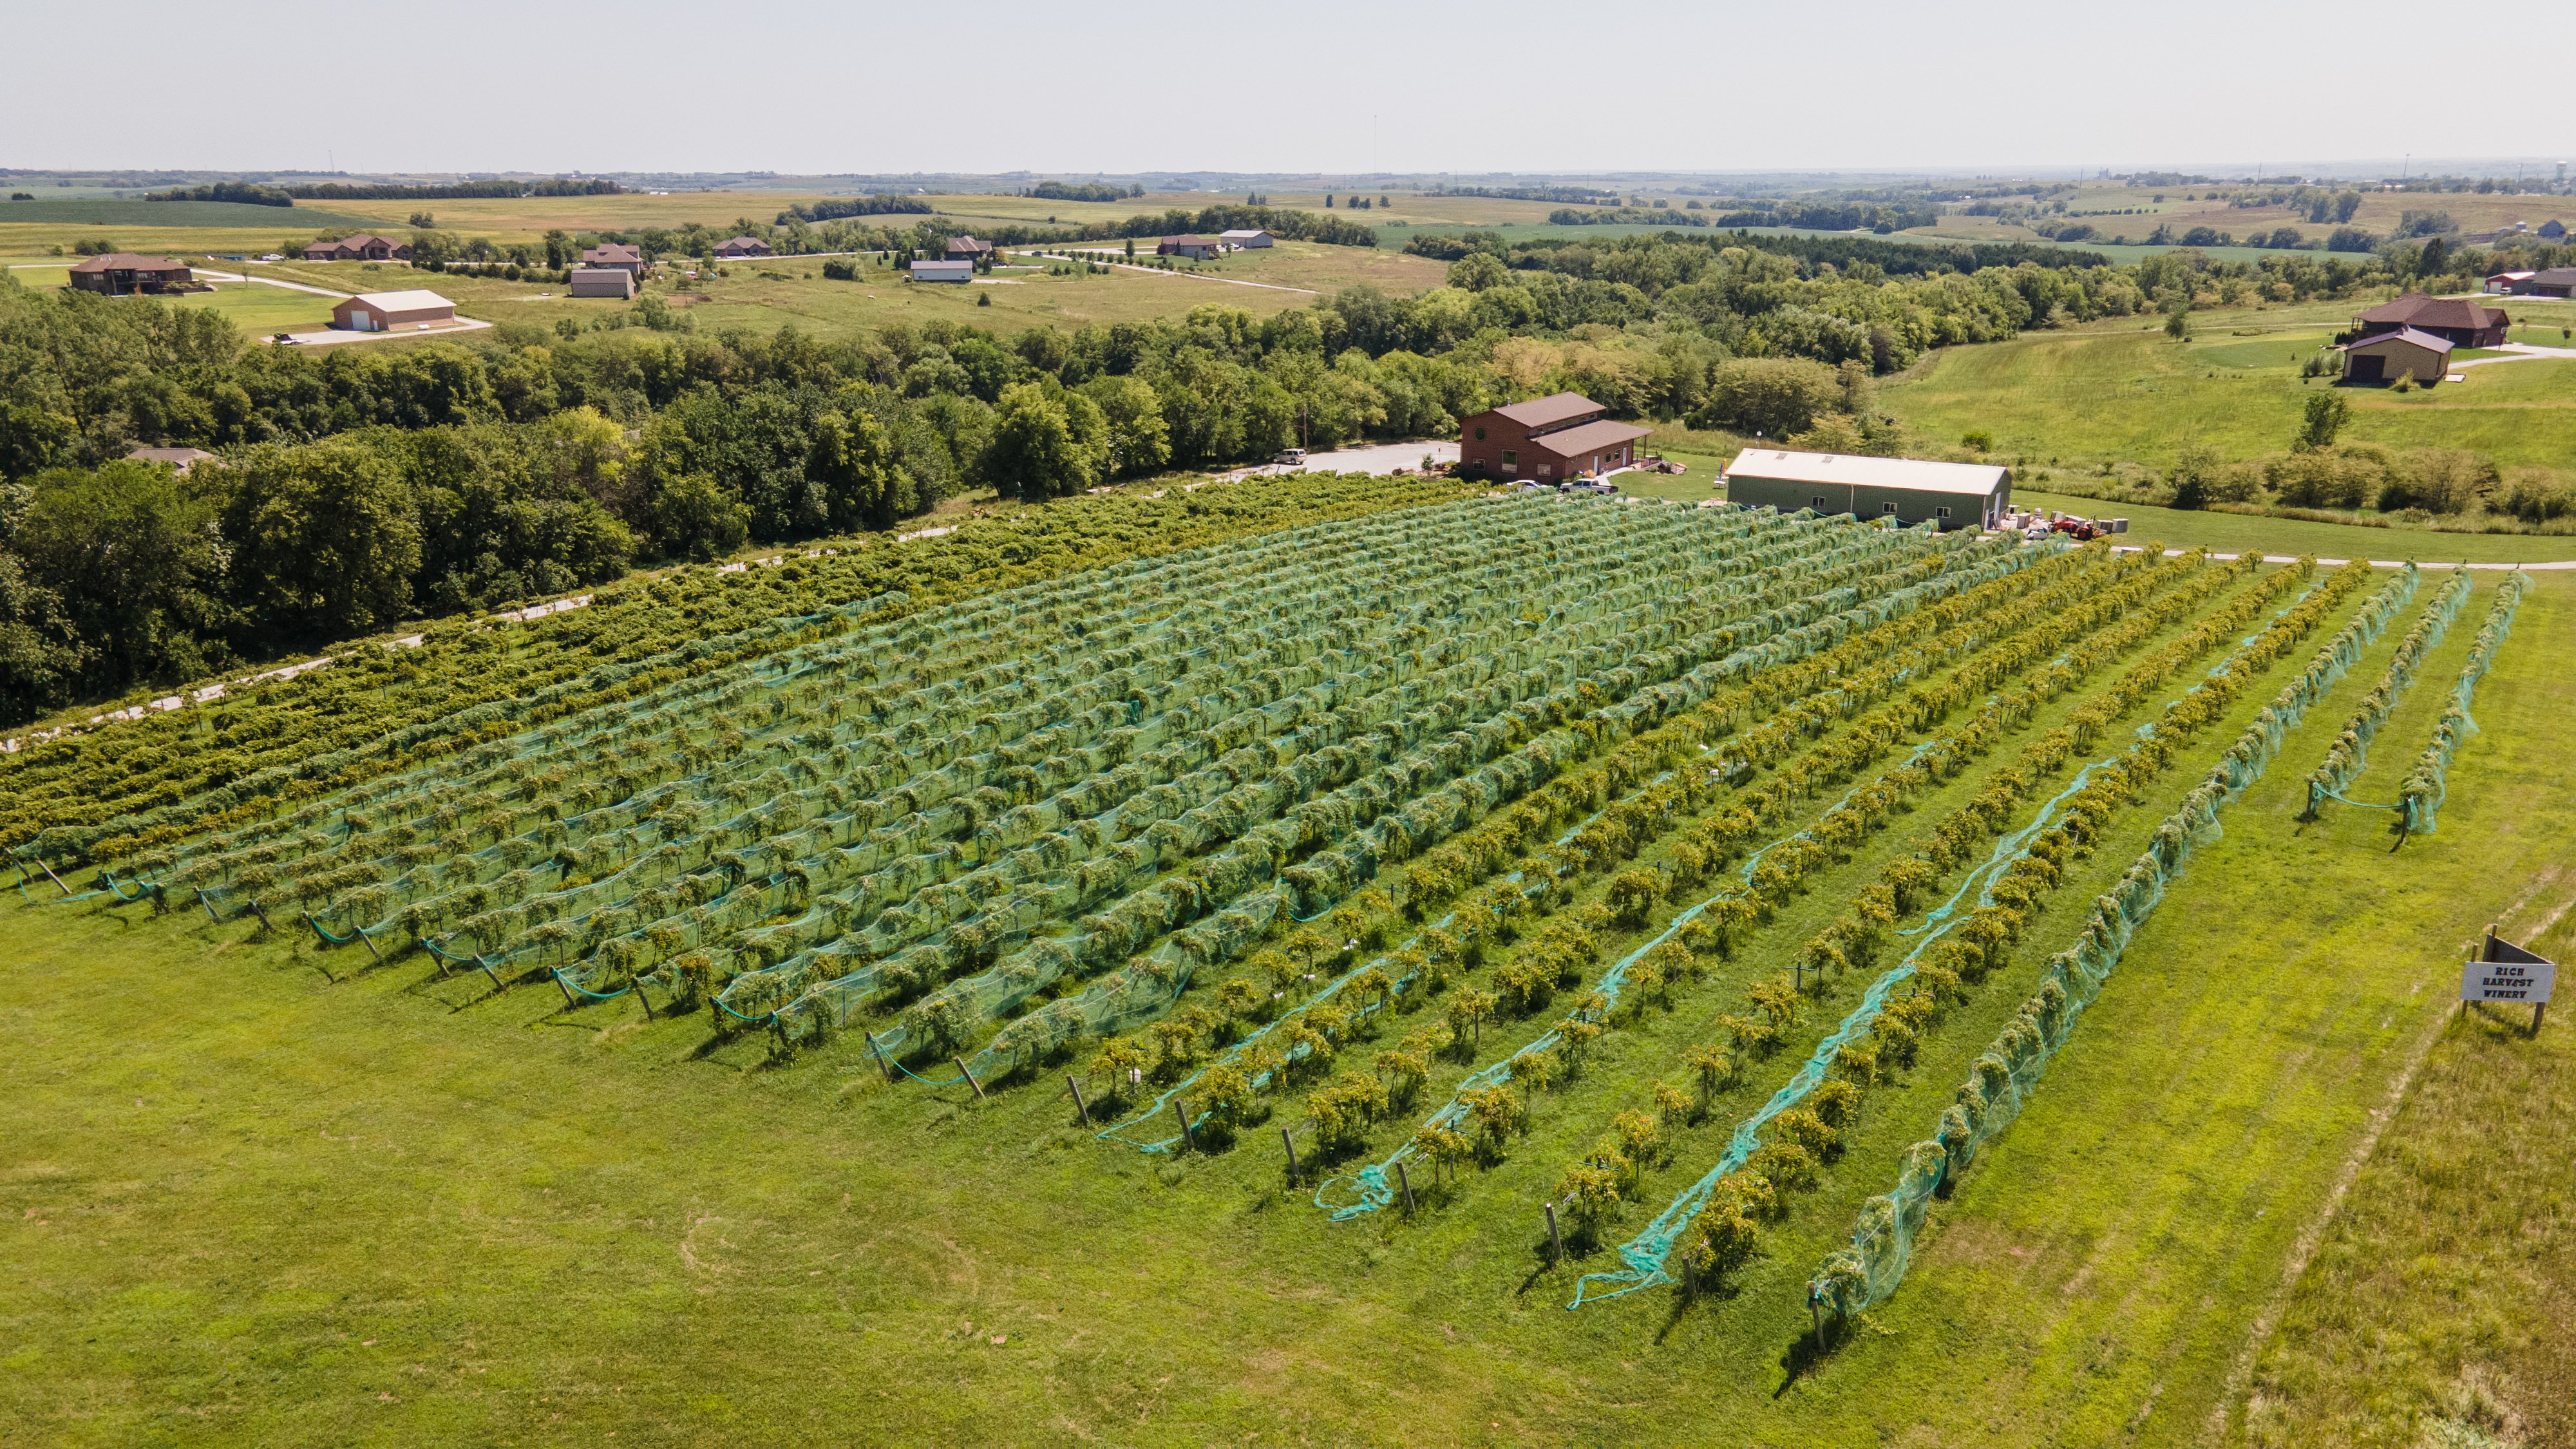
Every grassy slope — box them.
[15,549,2562,1444]
[1882,301,2576,475]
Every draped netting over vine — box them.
[1805,560,2428,1320]
[54,495,2025,1086]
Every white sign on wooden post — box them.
[2461,956,2555,1004]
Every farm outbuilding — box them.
[67,252,193,295]
[2486,270,2536,294]
[714,236,772,258]
[2349,292,2506,347]
[1218,229,1274,248]
[331,289,457,332]
[1722,449,2011,531]
[1457,392,1652,482]
[2339,327,2452,384]
[909,260,972,283]
[2509,267,2576,298]
[568,267,635,298]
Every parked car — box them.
[1272,449,1307,465]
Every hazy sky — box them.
[16,0,2574,178]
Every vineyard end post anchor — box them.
[1067,1074,1091,1126]
[1545,1202,1564,1267]
[1281,1128,1300,1187]
[1396,1160,1417,1218]
[955,1056,986,1100]
[1172,1097,1195,1153]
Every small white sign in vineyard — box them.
[2461,929,2557,1034]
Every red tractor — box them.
[2049,516,2105,542]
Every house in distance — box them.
[332,289,457,332]
[942,236,994,262]
[1157,235,1224,260]
[1722,449,2011,531]
[714,236,772,258]
[578,242,647,278]
[2349,292,2506,347]
[67,252,193,295]
[303,233,412,261]
[2508,266,2576,299]
[1456,392,1653,483]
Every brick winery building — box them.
[1455,392,1652,482]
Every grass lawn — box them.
[8,526,2567,1445]
[167,279,341,334]
[1883,305,2576,475]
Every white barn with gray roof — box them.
[1722,449,2010,531]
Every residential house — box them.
[578,242,647,278]
[332,289,457,332]
[1721,450,2011,531]
[714,236,772,258]
[66,253,193,295]
[1156,235,1223,260]
[2348,292,2507,348]
[303,233,412,261]
[1455,392,1653,483]
[943,235,994,262]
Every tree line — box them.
[0,218,2518,721]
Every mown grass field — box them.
[1882,300,2576,475]
[7,490,2569,1446]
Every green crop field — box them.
[0,198,381,229]
[9,471,2570,1446]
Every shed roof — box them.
[2489,270,2537,281]
[2354,292,2505,330]
[346,289,455,312]
[1490,392,1604,430]
[70,252,189,272]
[2343,326,2454,355]
[126,446,217,470]
[1723,449,2009,498]
[1525,419,1654,458]
[717,235,768,249]
[1218,229,1272,240]
[911,260,972,273]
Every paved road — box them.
[2454,341,2576,370]
[1218,440,1458,480]
[196,267,353,299]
